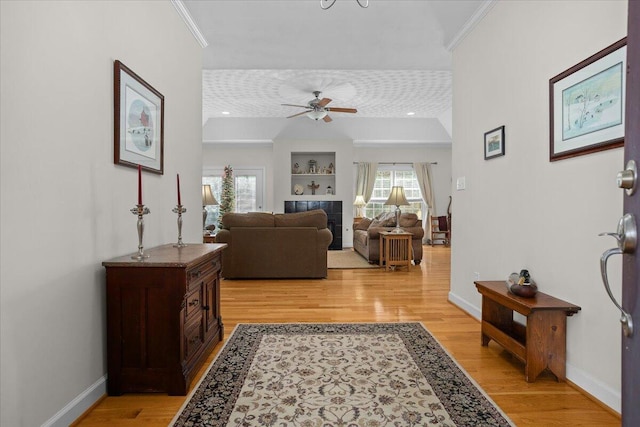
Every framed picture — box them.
[114,60,164,174]
[484,126,505,160]
[549,38,626,162]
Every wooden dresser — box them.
[103,243,226,395]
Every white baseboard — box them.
[447,290,621,415]
[565,363,621,413]
[41,375,106,427]
[448,290,481,320]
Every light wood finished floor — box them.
[76,246,620,426]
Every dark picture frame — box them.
[484,125,505,160]
[114,60,164,174]
[549,38,626,162]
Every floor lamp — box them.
[384,186,410,233]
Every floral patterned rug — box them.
[171,323,513,426]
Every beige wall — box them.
[0,1,203,425]
[451,0,627,412]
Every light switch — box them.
[456,176,466,190]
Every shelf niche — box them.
[291,151,336,196]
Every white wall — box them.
[0,2,203,425]
[451,0,627,412]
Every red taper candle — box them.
[177,173,182,205]
[137,165,142,205]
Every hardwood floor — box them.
[76,246,620,426]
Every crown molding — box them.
[446,0,496,52]
[171,0,209,48]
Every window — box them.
[203,167,264,228]
[363,166,423,220]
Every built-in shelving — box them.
[291,152,336,196]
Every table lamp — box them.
[384,186,409,233]
[353,195,366,218]
[202,184,218,234]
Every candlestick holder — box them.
[130,204,151,260]
[172,205,187,247]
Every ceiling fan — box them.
[281,91,357,123]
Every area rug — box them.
[327,249,378,269]
[171,323,514,426]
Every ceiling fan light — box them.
[306,110,328,121]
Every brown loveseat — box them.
[352,212,424,265]
[215,210,333,279]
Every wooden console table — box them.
[474,281,581,382]
[379,231,412,271]
[103,243,226,395]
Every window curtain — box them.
[355,162,378,203]
[414,162,435,244]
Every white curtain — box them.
[414,162,435,244]
[355,162,378,203]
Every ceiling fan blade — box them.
[286,111,310,119]
[323,115,333,123]
[327,107,357,113]
[281,103,310,108]
[318,98,332,107]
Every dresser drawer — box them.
[185,283,203,322]
[186,257,221,289]
[183,316,204,363]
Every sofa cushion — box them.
[355,218,372,230]
[274,209,327,229]
[221,212,275,229]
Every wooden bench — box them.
[475,281,581,382]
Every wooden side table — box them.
[379,231,412,271]
[474,281,581,382]
[203,233,216,243]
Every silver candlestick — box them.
[130,204,151,260]
[172,205,187,247]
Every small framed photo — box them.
[484,126,505,160]
[549,38,626,162]
[114,60,164,174]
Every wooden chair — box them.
[430,215,450,246]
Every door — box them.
[622,2,640,425]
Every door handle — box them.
[599,213,637,337]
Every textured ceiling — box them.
[202,69,452,119]
[181,0,489,123]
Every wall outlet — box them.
[456,176,466,190]
[473,272,480,281]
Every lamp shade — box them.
[384,186,409,206]
[202,185,218,206]
[353,195,366,207]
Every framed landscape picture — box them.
[549,38,626,162]
[114,60,164,174]
[484,126,505,160]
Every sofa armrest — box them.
[317,228,333,248]
[215,229,231,243]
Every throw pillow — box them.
[370,211,396,228]
[355,218,372,230]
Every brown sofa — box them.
[215,210,333,279]
[352,212,424,265]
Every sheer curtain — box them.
[355,162,378,203]
[414,162,435,243]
